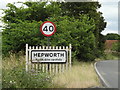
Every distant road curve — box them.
[94,60,119,88]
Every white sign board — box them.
[31,50,67,63]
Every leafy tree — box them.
[112,41,120,52]
[2,2,61,23]
[2,1,62,54]
[3,14,96,61]
[2,21,43,54]
[58,2,107,57]
[105,33,120,40]
[2,1,104,61]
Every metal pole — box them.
[47,37,50,71]
[47,37,50,47]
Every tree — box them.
[2,2,61,23]
[112,41,120,52]
[105,33,120,40]
[58,2,107,56]
[2,1,103,61]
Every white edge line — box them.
[94,62,110,88]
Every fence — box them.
[26,44,72,74]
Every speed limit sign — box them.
[40,21,56,37]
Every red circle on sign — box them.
[40,21,56,37]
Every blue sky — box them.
[0,0,119,35]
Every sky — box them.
[98,0,119,35]
[0,0,119,35]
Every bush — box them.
[2,67,52,88]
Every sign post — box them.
[40,21,56,70]
[26,22,72,73]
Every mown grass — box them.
[52,61,101,88]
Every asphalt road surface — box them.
[95,60,119,88]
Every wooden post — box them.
[36,46,38,72]
[59,46,62,73]
[66,46,68,71]
[39,46,42,71]
[26,44,28,72]
[52,46,55,74]
[69,44,72,68]
[49,46,52,74]
[29,46,31,72]
[45,46,48,73]
[42,46,45,72]
[55,46,58,74]
[62,46,65,72]
[32,46,35,71]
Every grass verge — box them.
[52,61,101,88]
[2,53,101,88]
[96,51,120,61]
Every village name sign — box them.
[30,21,67,63]
[31,50,67,63]
[26,21,71,72]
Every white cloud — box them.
[98,0,118,35]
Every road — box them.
[95,60,119,88]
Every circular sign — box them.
[40,21,56,37]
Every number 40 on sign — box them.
[40,21,56,37]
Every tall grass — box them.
[2,52,25,70]
[2,53,101,88]
[2,52,52,88]
[52,61,100,88]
